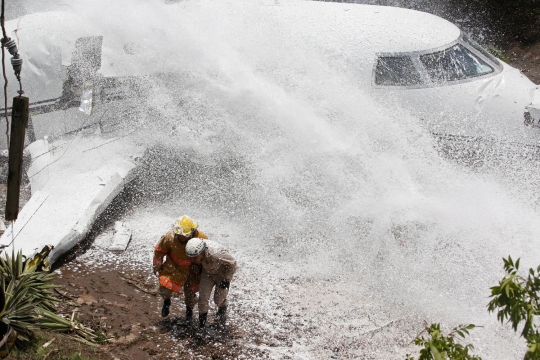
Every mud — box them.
[52,260,269,360]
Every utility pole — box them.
[5,96,28,220]
[2,1,27,221]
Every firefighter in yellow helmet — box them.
[153,215,208,323]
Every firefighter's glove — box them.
[190,264,201,276]
[153,265,163,276]
[219,279,230,289]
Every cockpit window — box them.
[462,35,501,68]
[420,44,494,82]
[375,56,423,86]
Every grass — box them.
[6,329,113,360]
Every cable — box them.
[1,5,24,101]
[1,0,26,252]
[82,132,135,153]
[28,111,107,180]
[3,38,23,96]
[10,219,13,254]
[3,194,48,248]
[0,0,9,146]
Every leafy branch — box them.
[487,256,540,359]
[405,321,481,360]
[407,256,540,359]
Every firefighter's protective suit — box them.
[153,227,208,312]
[198,243,237,314]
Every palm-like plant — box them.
[0,249,99,344]
[0,249,57,342]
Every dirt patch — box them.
[7,329,115,360]
[51,260,270,360]
[508,42,540,85]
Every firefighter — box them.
[153,215,208,323]
[185,238,237,331]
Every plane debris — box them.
[109,221,132,252]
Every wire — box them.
[12,22,22,96]
[3,194,48,248]
[0,0,9,146]
[10,219,13,253]
[82,132,134,153]
[0,1,6,39]
[28,111,107,180]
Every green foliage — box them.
[485,44,509,63]
[407,256,540,359]
[0,250,59,342]
[487,256,540,359]
[405,322,481,360]
[94,330,108,345]
[8,329,109,360]
[0,250,102,345]
[527,332,540,359]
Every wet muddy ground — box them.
[52,260,269,360]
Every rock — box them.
[76,294,97,305]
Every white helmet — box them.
[185,238,207,257]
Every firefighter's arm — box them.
[219,255,237,287]
[219,265,234,289]
[187,264,203,293]
[153,235,169,275]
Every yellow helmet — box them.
[173,215,198,236]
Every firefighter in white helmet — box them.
[153,215,208,323]
[185,238,237,331]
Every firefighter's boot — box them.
[199,312,208,328]
[216,305,227,324]
[196,312,208,338]
[185,307,193,325]
[161,299,171,317]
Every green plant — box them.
[485,44,510,63]
[0,250,102,344]
[94,330,108,345]
[407,256,540,359]
[0,250,59,342]
[405,322,481,360]
[7,329,110,360]
[487,256,540,359]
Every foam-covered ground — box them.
[75,194,529,358]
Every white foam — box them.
[37,1,540,358]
